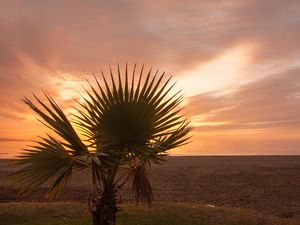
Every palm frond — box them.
[23,93,87,156]
[14,63,192,204]
[12,135,76,198]
[76,64,192,163]
[129,165,153,206]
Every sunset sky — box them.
[1,0,300,157]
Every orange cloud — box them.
[0,0,300,156]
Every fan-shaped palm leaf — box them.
[12,64,192,225]
[76,65,192,161]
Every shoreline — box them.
[1,154,300,160]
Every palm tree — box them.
[12,64,192,225]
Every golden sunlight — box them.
[177,45,252,97]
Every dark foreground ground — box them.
[1,202,299,225]
[1,156,300,223]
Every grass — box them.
[0,202,298,225]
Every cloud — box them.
[0,0,300,154]
[187,67,300,133]
[0,138,28,142]
[1,0,299,73]
[0,17,70,118]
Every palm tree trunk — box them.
[91,190,118,225]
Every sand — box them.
[1,156,300,219]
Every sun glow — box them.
[53,72,85,101]
[177,45,252,97]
